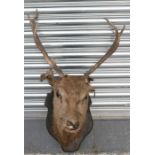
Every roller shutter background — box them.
[24,0,130,120]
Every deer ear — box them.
[85,76,93,84]
[88,77,93,82]
[40,72,55,86]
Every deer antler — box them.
[28,11,64,77]
[84,19,125,77]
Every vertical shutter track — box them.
[24,0,130,119]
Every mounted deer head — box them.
[28,11,125,152]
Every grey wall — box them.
[24,119,130,154]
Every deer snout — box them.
[66,120,80,130]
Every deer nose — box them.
[67,120,79,130]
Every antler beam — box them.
[84,19,125,77]
[28,11,64,77]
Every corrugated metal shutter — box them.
[24,0,130,119]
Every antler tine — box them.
[28,10,64,77]
[84,19,125,77]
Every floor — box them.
[25,119,130,154]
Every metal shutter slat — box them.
[24,0,130,119]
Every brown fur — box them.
[45,76,93,152]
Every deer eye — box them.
[84,96,87,100]
[83,95,88,101]
[56,90,62,99]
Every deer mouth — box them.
[64,126,80,133]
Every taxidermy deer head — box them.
[28,11,125,152]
